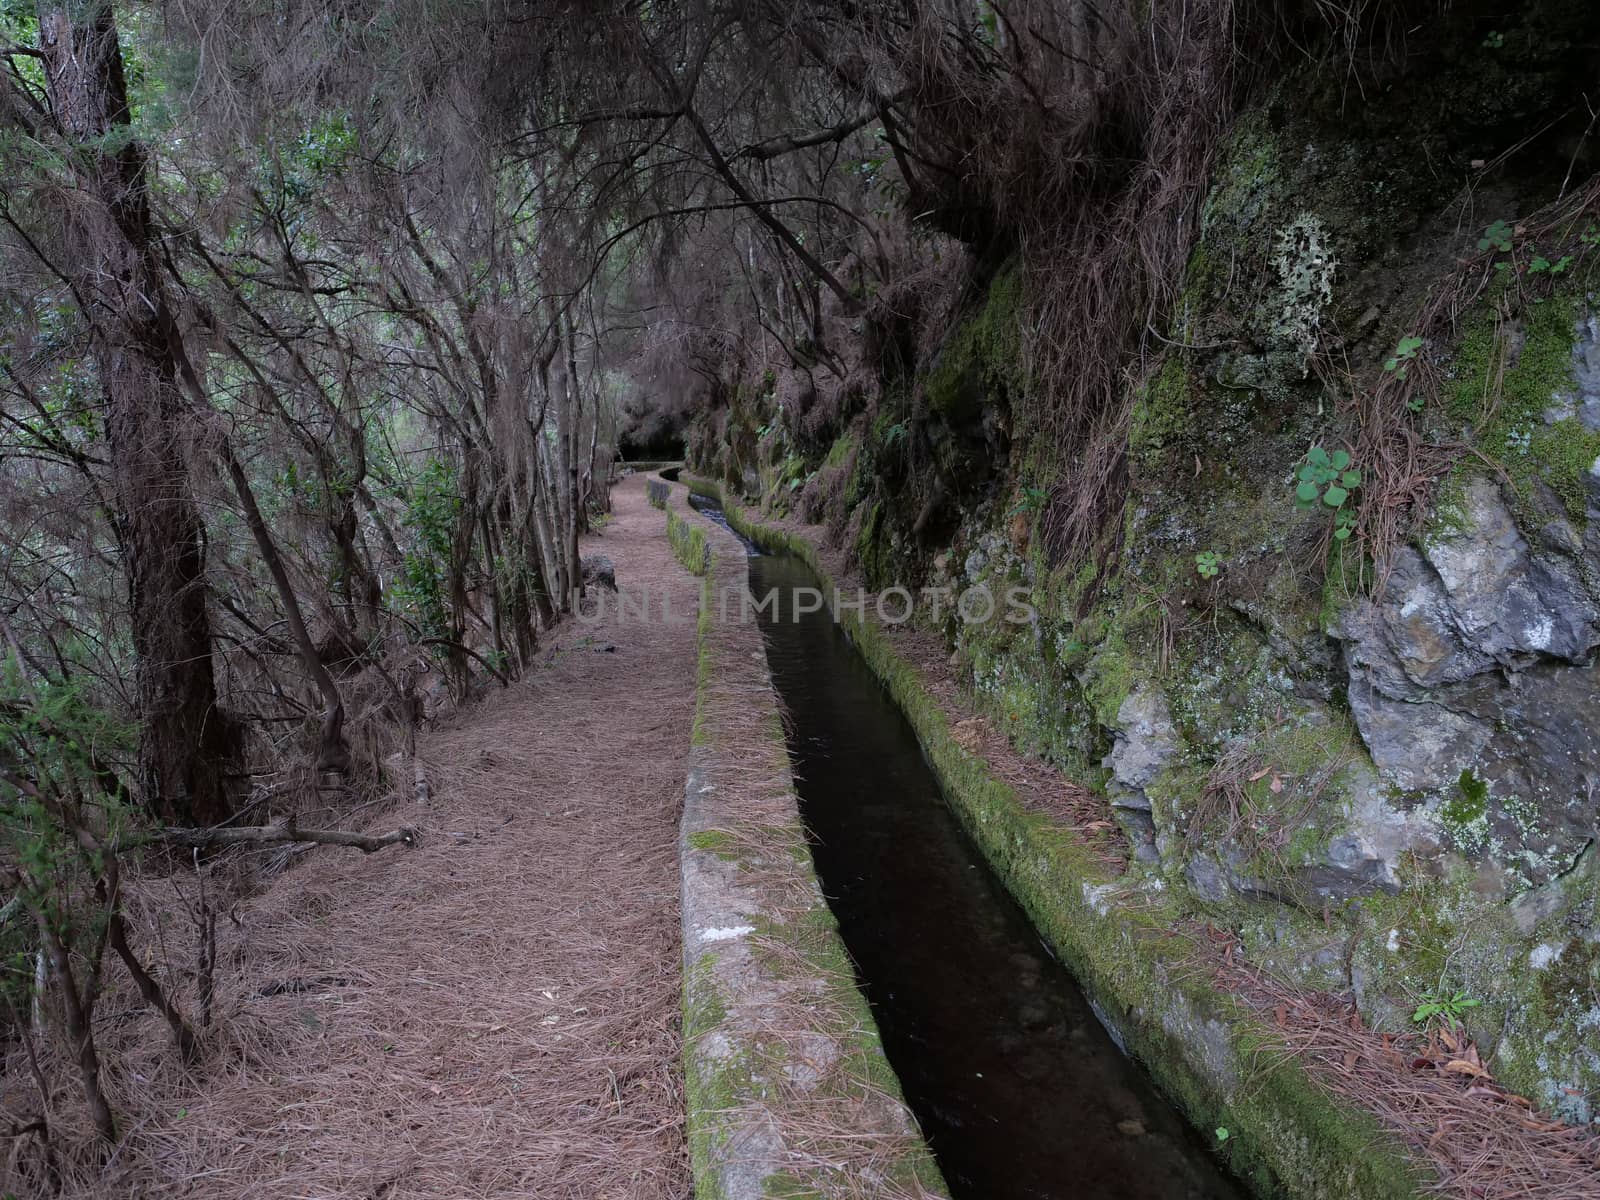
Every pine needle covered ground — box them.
[4,479,694,1199]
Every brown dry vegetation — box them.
[1226,967,1600,1200]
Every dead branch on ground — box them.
[146,821,418,855]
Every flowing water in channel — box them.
[687,495,1244,1200]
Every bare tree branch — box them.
[150,820,418,854]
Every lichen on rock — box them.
[1330,471,1599,890]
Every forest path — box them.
[123,476,695,1199]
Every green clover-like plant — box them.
[1529,253,1575,276]
[1384,335,1425,380]
[1477,219,1513,253]
[1195,550,1222,580]
[1295,446,1363,540]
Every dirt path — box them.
[81,477,695,1199]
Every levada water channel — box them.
[689,493,1245,1200]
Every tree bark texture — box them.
[38,5,234,824]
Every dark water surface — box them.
[693,493,1244,1199]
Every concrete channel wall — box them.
[681,473,1428,1200]
[661,478,948,1200]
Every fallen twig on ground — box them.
[149,820,417,854]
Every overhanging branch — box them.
[735,104,886,161]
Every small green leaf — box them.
[1479,220,1513,252]
[1334,525,1353,540]
[1215,1127,1230,1142]
[1342,470,1363,488]
[1323,485,1349,507]
[1384,358,1399,371]
[1307,446,1330,467]
[1331,449,1351,471]
[1296,481,1320,504]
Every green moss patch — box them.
[1447,295,1599,521]
[922,262,1024,425]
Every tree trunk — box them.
[37,5,234,825]
[562,317,582,591]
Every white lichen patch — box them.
[1529,942,1565,970]
[1524,615,1554,651]
[1269,213,1338,362]
[700,925,755,943]
[1083,882,1119,916]
[1428,786,1495,858]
